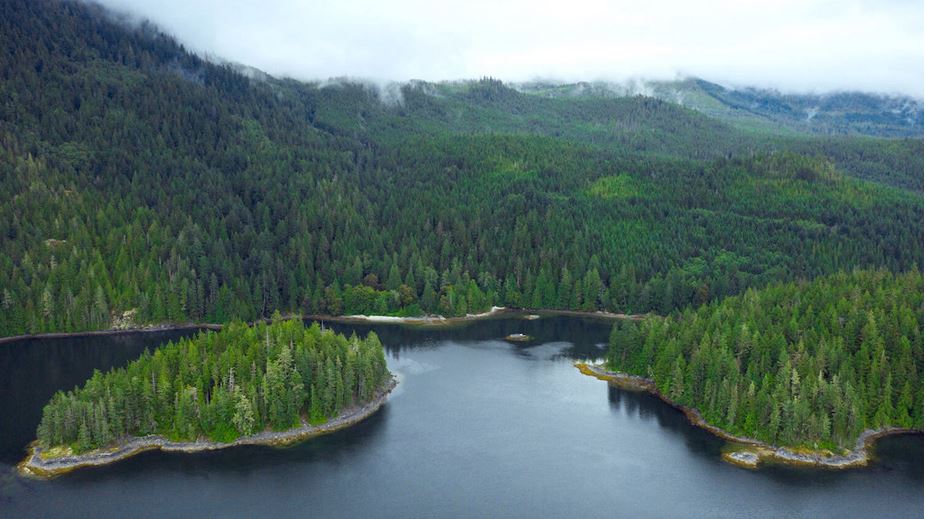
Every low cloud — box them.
[91,0,923,97]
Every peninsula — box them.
[583,270,923,469]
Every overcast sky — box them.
[94,0,923,97]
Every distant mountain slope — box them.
[517,78,924,138]
[308,78,743,160]
[303,77,923,191]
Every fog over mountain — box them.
[91,0,924,98]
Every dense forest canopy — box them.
[36,317,391,452]
[0,0,922,338]
[606,270,924,449]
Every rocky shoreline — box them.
[302,307,647,326]
[0,323,223,346]
[332,306,508,325]
[576,362,920,470]
[18,377,397,479]
[534,309,648,321]
[0,307,649,345]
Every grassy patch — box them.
[587,174,647,200]
[39,444,74,460]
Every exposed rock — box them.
[723,450,761,469]
[110,309,138,330]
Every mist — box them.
[90,0,923,98]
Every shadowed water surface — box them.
[0,316,921,517]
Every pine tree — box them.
[232,390,255,435]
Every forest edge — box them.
[577,362,921,469]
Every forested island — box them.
[19,317,394,477]
[584,270,923,468]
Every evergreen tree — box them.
[35,319,391,451]
[605,270,923,449]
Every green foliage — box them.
[0,0,922,339]
[587,174,648,200]
[606,270,924,449]
[35,319,391,452]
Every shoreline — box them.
[0,307,648,344]
[317,305,647,325]
[576,362,921,470]
[531,308,648,321]
[18,377,397,479]
[0,323,223,346]
[333,305,509,325]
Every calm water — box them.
[0,316,922,518]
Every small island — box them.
[504,333,532,342]
[581,270,923,469]
[19,317,395,478]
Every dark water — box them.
[0,316,922,518]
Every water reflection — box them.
[607,384,725,463]
[605,381,924,490]
[0,329,198,463]
[317,313,611,359]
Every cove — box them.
[0,316,922,518]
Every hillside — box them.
[300,78,923,190]
[0,0,922,337]
[517,78,924,139]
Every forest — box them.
[605,269,923,449]
[36,316,391,452]
[0,0,923,338]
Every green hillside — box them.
[0,0,921,337]
[518,78,924,139]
